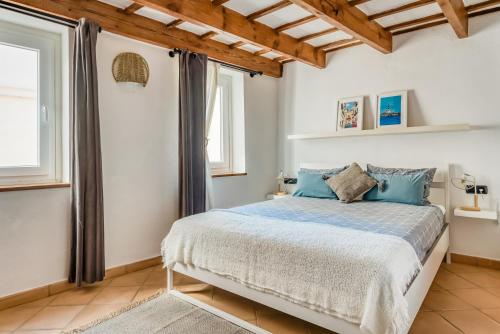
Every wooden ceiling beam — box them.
[392,18,448,35]
[327,0,500,52]
[121,3,144,14]
[229,41,246,48]
[4,0,282,77]
[327,40,363,52]
[386,13,444,31]
[349,0,371,6]
[467,0,500,11]
[387,0,500,32]
[166,19,183,28]
[274,56,290,62]
[325,40,363,52]
[133,0,326,68]
[254,49,272,56]
[368,0,436,21]
[437,0,468,38]
[200,31,218,40]
[275,15,317,32]
[318,37,358,50]
[247,1,291,21]
[390,1,500,35]
[288,0,392,53]
[298,27,338,42]
[211,0,229,7]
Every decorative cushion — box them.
[292,171,338,199]
[366,164,436,205]
[325,163,377,203]
[364,172,427,205]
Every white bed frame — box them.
[167,163,452,334]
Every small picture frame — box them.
[376,91,408,128]
[336,96,364,132]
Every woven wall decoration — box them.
[112,52,150,87]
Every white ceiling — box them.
[99,0,132,9]
[97,0,494,61]
[135,6,176,24]
[255,5,312,29]
[283,19,332,38]
[307,31,354,47]
[357,0,418,15]
[376,3,443,28]
[238,43,264,53]
[262,51,282,59]
[177,21,211,35]
[223,0,280,16]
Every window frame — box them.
[0,19,62,185]
[209,73,233,175]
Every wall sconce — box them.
[112,52,149,87]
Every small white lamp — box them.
[275,170,287,195]
[452,173,480,211]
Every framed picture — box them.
[376,91,408,128]
[336,96,364,132]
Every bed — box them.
[162,163,451,334]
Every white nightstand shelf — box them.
[454,208,498,222]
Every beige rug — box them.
[64,291,254,334]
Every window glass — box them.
[207,86,222,163]
[0,43,39,167]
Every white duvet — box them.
[162,210,422,334]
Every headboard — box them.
[298,162,451,223]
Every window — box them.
[207,74,232,174]
[207,68,246,175]
[0,19,62,185]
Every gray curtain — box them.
[179,50,208,217]
[69,18,104,286]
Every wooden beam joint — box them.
[437,0,468,38]
[121,3,144,14]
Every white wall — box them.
[0,30,279,297]
[97,33,179,268]
[279,13,500,260]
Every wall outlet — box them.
[466,185,488,195]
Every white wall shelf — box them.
[287,124,471,140]
[454,208,498,222]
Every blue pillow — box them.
[364,172,427,205]
[293,171,338,199]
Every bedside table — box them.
[454,208,498,222]
[266,193,291,200]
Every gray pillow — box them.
[366,164,436,204]
[326,163,377,203]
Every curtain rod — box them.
[0,0,102,32]
[169,48,263,78]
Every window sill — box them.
[212,172,247,178]
[0,182,70,193]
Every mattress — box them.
[227,197,444,263]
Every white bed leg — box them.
[446,249,452,264]
[167,267,174,291]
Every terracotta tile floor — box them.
[3,263,500,333]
